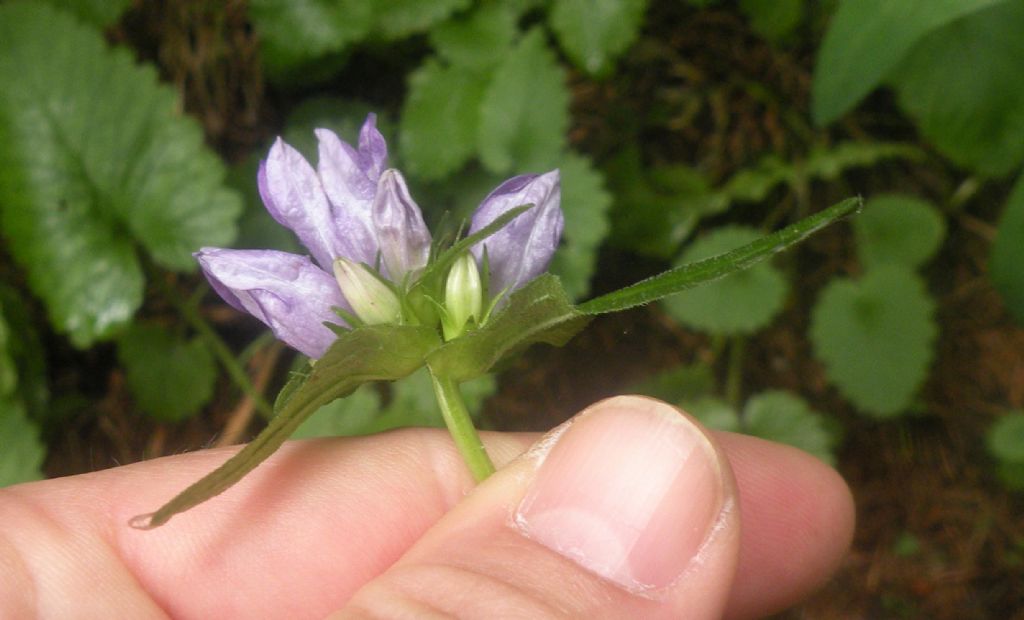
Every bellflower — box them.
[195,113,562,359]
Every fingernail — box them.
[514,396,727,593]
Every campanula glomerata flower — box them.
[195,114,562,358]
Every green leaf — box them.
[42,0,132,27]
[0,2,241,346]
[810,266,937,417]
[400,59,489,180]
[854,194,945,269]
[292,384,382,439]
[248,0,373,79]
[629,363,716,405]
[548,152,612,299]
[0,302,45,487]
[430,4,518,70]
[739,0,803,42]
[606,147,725,259]
[743,390,836,465]
[478,28,570,174]
[580,197,861,315]
[987,411,1024,463]
[370,0,472,40]
[811,0,1006,125]
[662,226,789,335]
[0,399,45,487]
[136,324,441,528]
[888,1,1024,176]
[428,274,591,381]
[548,0,648,76]
[685,397,741,433]
[991,175,1024,323]
[117,324,217,423]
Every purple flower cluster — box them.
[195,115,562,358]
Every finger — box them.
[339,396,742,619]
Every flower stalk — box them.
[429,371,495,482]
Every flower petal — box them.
[372,169,431,280]
[195,248,348,358]
[260,139,352,271]
[469,170,563,297]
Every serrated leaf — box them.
[428,274,590,381]
[0,2,241,346]
[991,175,1024,323]
[478,28,570,174]
[811,0,1006,125]
[854,194,945,269]
[548,0,648,76]
[248,0,373,79]
[42,0,132,27]
[606,147,724,259]
[743,390,836,465]
[662,226,789,335]
[810,266,937,417]
[370,0,472,40]
[400,60,489,180]
[888,2,1024,176]
[548,152,612,299]
[580,197,861,314]
[987,411,1024,463]
[117,324,217,423]
[138,324,441,527]
[739,0,802,42]
[430,4,518,70]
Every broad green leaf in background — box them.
[0,286,48,420]
[662,226,789,335]
[478,28,570,174]
[606,148,725,259]
[810,266,937,418]
[811,0,1007,125]
[987,411,1024,491]
[292,385,381,439]
[686,397,741,433]
[248,0,373,79]
[429,4,519,70]
[0,2,241,347]
[117,324,217,423]
[400,60,490,180]
[854,194,945,269]
[629,363,717,405]
[991,175,1024,323]
[548,153,613,299]
[548,0,648,76]
[888,1,1024,176]
[743,390,836,465]
[738,0,803,42]
[42,0,132,27]
[0,302,45,487]
[370,0,472,41]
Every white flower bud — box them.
[443,253,483,340]
[333,258,402,326]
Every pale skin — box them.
[0,396,854,619]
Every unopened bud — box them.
[443,253,483,340]
[333,258,402,326]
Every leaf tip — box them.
[128,512,161,530]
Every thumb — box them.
[337,396,740,619]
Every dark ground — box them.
[36,2,1024,617]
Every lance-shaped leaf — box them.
[132,324,441,528]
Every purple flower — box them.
[196,114,563,358]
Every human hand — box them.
[0,396,853,618]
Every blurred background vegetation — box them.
[1,0,1023,616]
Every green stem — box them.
[430,370,495,482]
[725,336,745,412]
